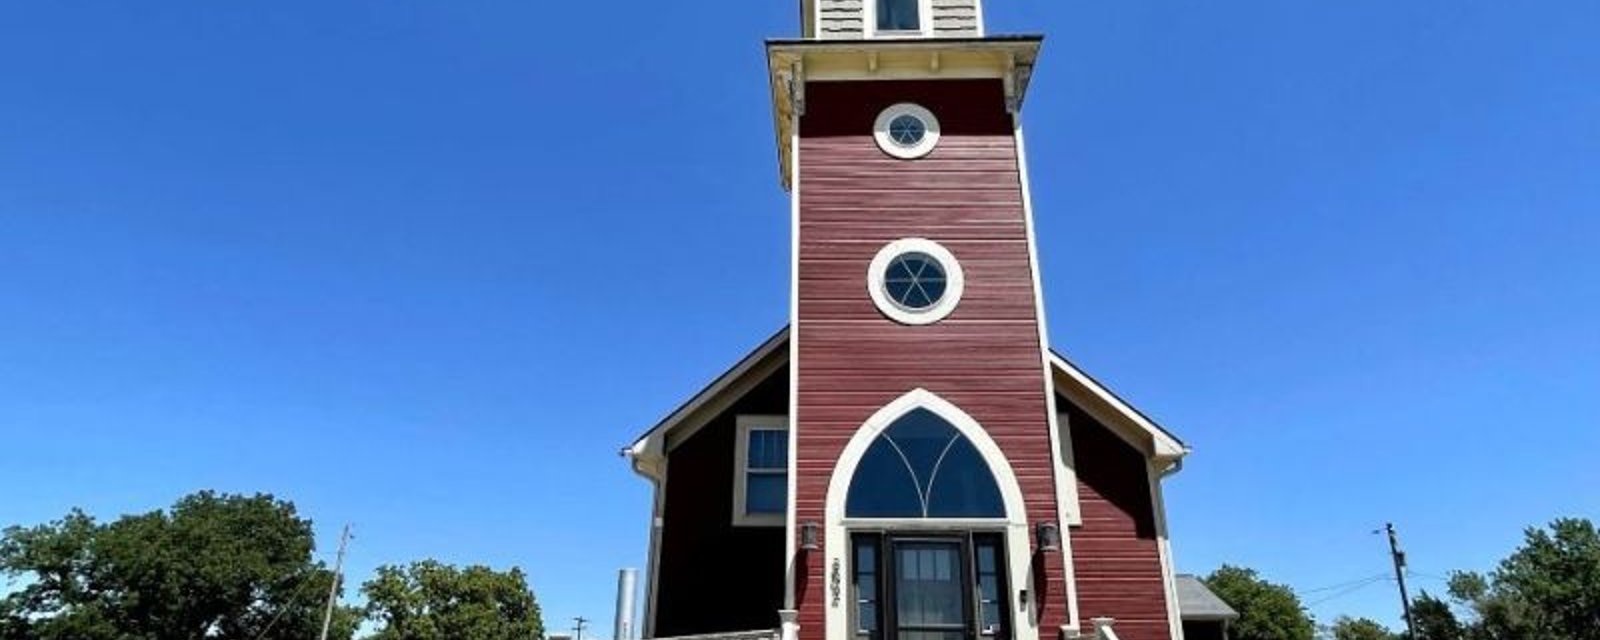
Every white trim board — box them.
[1012,115,1084,631]
[1149,462,1185,640]
[783,106,803,620]
[1048,351,1187,462]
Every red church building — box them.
[626,2,1199,640]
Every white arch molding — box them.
[821,388,1040,640]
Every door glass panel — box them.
[854,536,881,640]
[894,541,966,640]
[973,536,1005,637]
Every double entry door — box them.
[851,532,1010,640]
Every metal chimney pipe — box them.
[614,568,638,640]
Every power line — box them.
[1297,572,1392,595]
[252,571,324,640]
[1407,569,1450,582]
[1306,575,1391,607]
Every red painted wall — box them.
[792,79,1066,640]
[656,368,790,636]
[1065,399,1173,640]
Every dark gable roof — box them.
[1175,574,1239,621]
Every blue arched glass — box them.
[845,408,1005,518]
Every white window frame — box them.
[873,103,941,160]
[865,0,936,38]
[867,238,965,325]
[733,414,790,527]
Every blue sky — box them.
[2,0,1596,634]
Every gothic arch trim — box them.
[822,388,1039,640]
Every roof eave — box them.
[626,326,791,452]
[1049,349,1190,463]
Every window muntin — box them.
[887,114,927,148]
[895,542,965,639]
[876,0,922,32]
[845,408,1005,519]
[735,416,789,525]
[745,429,787,514]
[883,252,947,311]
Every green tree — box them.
[1410,592,1463,640]
[1447,518,1600,640]
[363,560,543,640]
[1329,616,1398,640]
[1204,565,1316,640]
[0,491,358,640]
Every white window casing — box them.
[733,414,790,527]
[867,237,965,325]
[873,103,941,159]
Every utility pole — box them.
[573,616,590,640]
[319,524,352,640]
[1384,523,1417,639]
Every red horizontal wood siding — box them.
[792,79,1066,640]
[1065,399,1173,640]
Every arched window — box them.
[845,408,1005,518]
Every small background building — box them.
[1174,575,1239,640]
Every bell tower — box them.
[766,2,1098,640]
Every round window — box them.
[867,239,965,325]
[887,114,927,148]
[874,103,941,159]
[883,252,946,310]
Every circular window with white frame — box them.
[867,238,965,325]
[873,103,941,159]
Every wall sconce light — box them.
[1036,522,1061,553]
[801,522,821,551]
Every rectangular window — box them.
[876,0,921,32]
[734,415,789,526]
